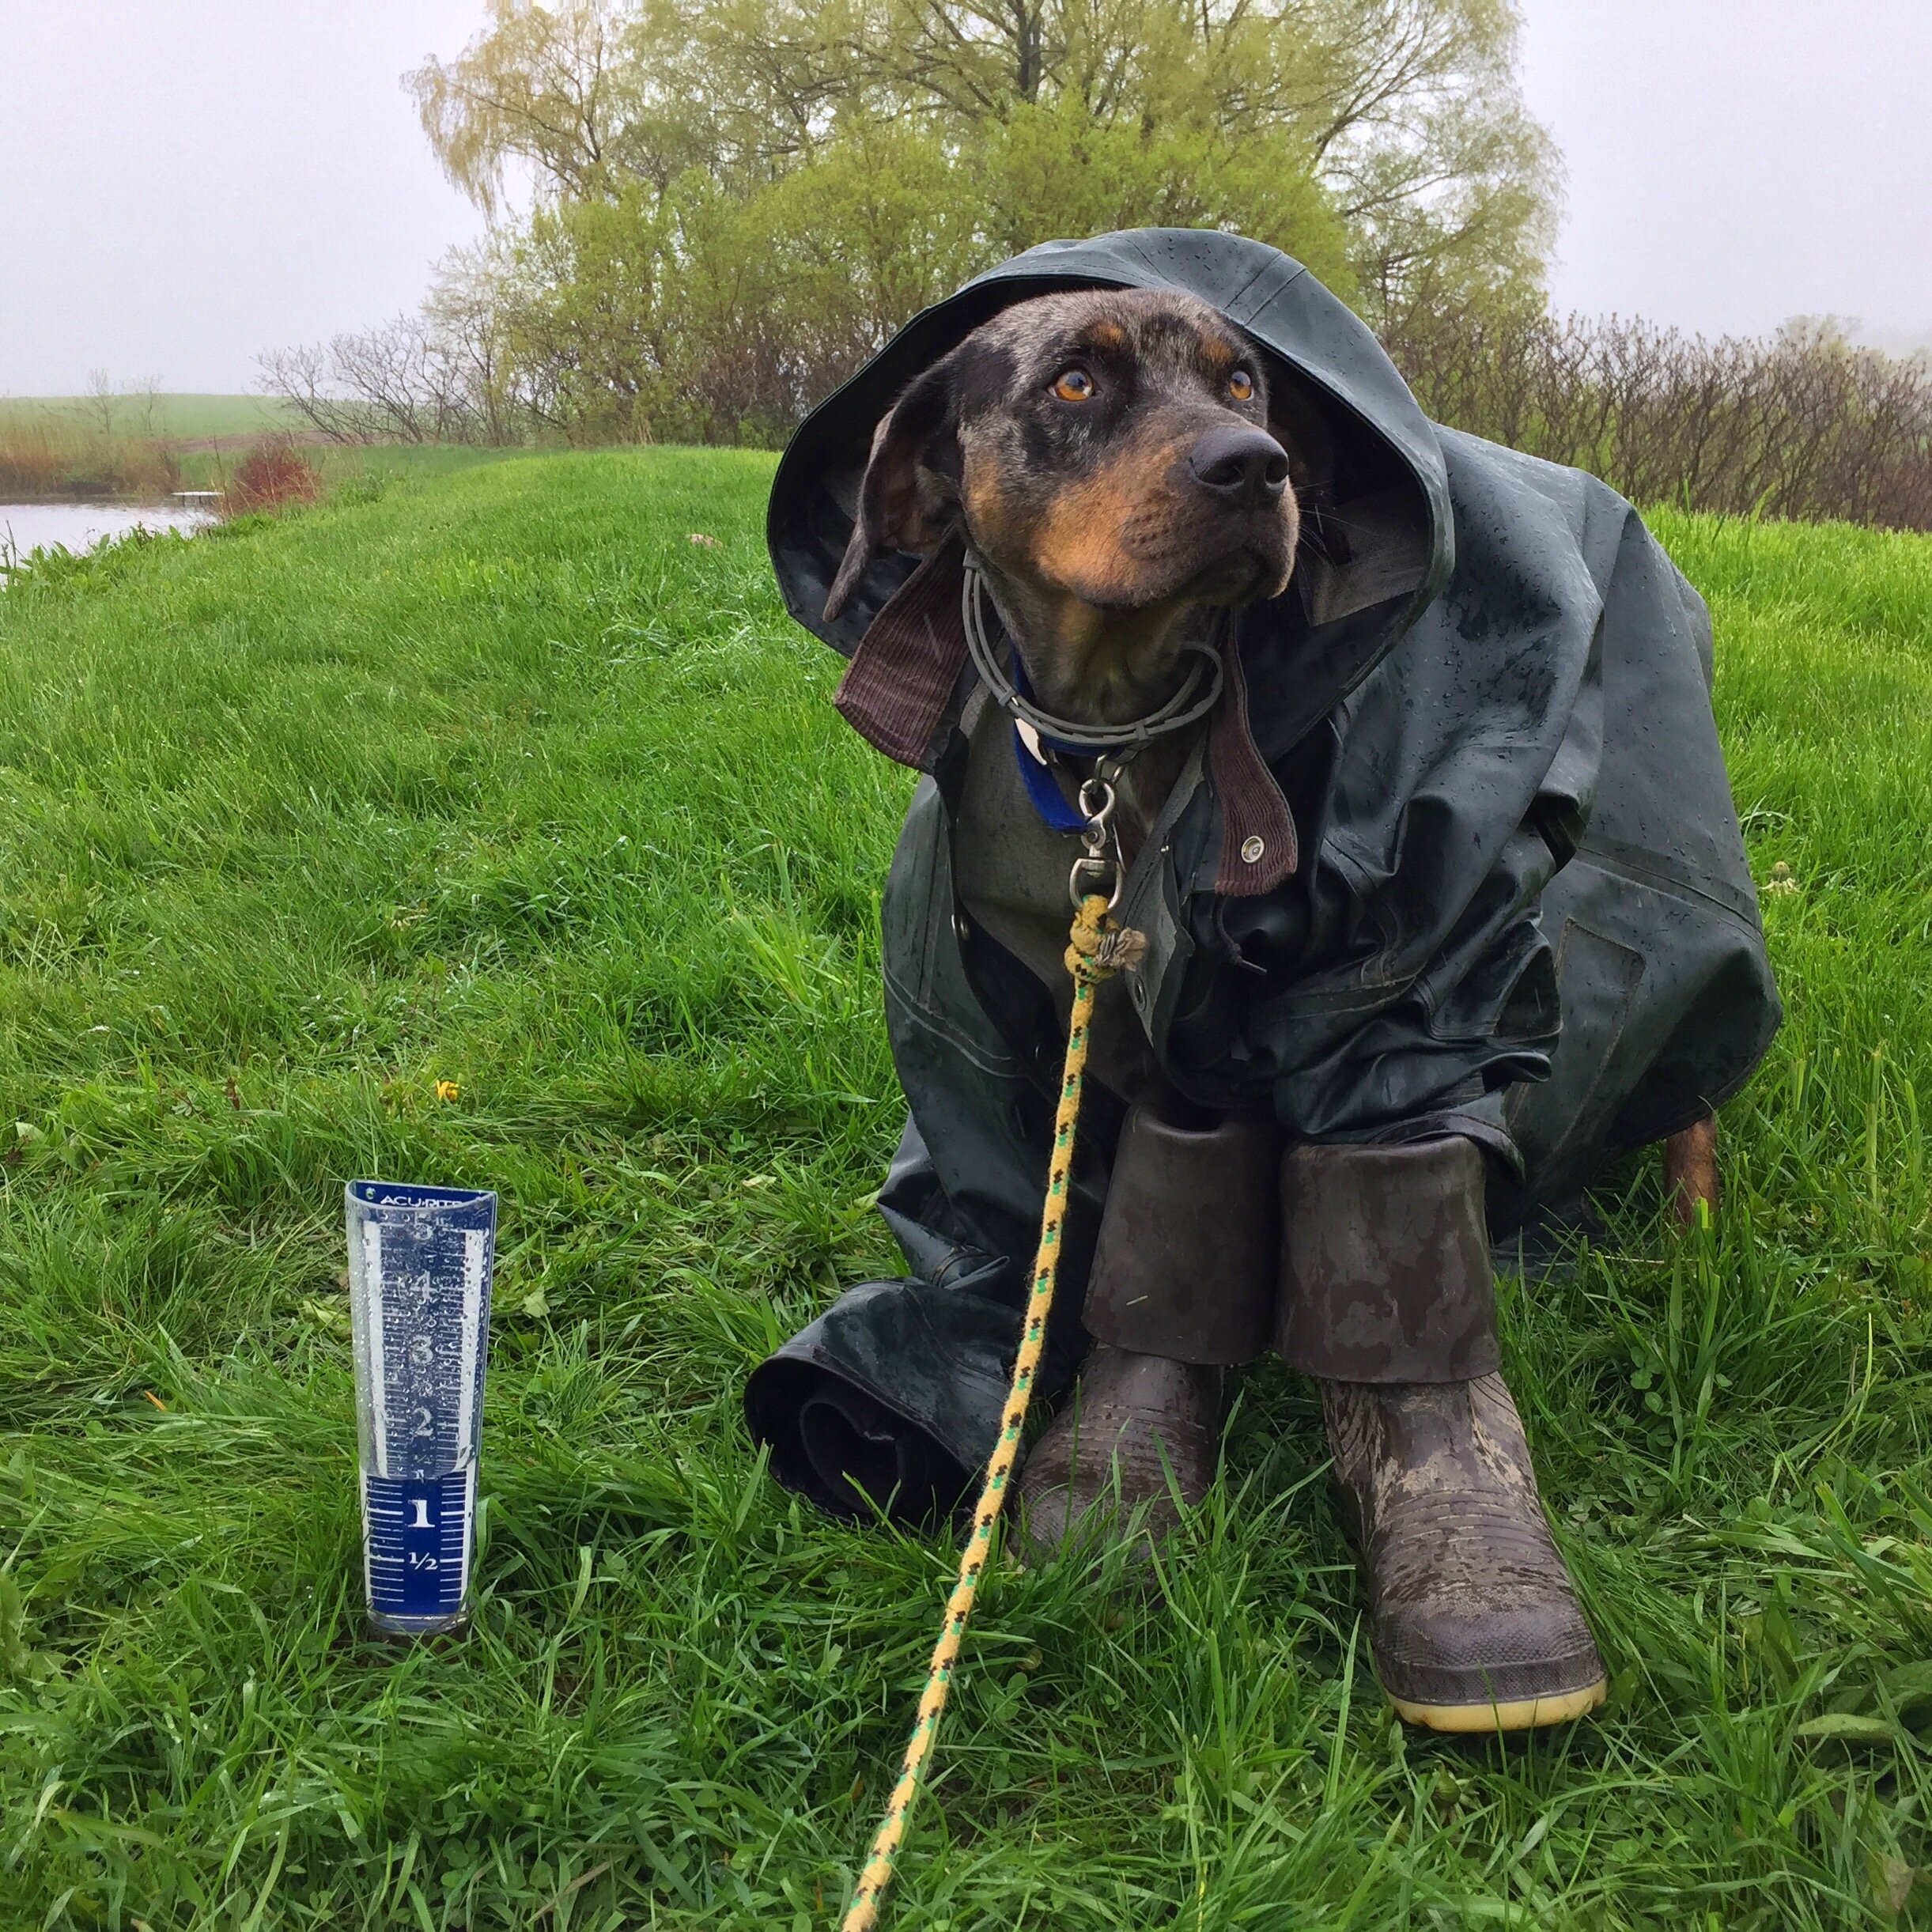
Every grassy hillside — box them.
[2,457,1930,1929]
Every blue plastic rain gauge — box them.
[346,1182,497,1636]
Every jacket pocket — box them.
[882,778,1025,1076]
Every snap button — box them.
[1241,834,1265,864]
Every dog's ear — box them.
[824,358,963,624]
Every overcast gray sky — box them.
[1,0,1928,395]
[0,2,489,396]
[1519,0,1932,347]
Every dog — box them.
[750,230,1778,1730]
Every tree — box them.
[375,0,1560,440]
[409,0,1556,323]
[1295,0,1557,323]
[406,0,649,210]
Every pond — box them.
[1,499,215,564]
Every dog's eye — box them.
[1052,367,1096,403]
[1228,369,1255,403]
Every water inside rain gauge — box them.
[345,1182,497,1636]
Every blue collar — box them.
[1008,653,1089,833]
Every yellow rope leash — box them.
[839,891,1137,1932]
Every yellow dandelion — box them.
[435,1079,461,1102]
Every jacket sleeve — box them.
[1170,436,1627,1147]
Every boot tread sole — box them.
[1388,1675,1607,1733]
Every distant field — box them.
[0,391,301,443]
[0,388,530,501]
[2,456,1930,1926]
[172,440,534,497]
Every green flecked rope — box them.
[839,893,1126,1932]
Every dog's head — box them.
[826,289,1314,722]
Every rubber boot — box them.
[1279,1137,1607,1731]
[1016,1344,1226,1556]
[1016,1101,1279,1560]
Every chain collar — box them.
[960,550,1225,758]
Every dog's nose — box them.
[1188,425,1290,504]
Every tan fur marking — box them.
[1030,432,1293,608]
[962,465,1022,555]
[1033,463,1161,600]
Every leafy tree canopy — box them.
[396,0,1557,440]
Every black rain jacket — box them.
[747,230,1780,1518]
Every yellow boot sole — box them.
[1389,1676,1607,1733]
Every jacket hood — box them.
[767,229,1455,750]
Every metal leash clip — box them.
[1069,759,1126,909]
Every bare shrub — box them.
[1382,308,1932,530]
[225,436,322,515]
[258,300,528,447]
[256,343,382,445]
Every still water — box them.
[1,500,214,561]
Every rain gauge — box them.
[346,1182,497,1636]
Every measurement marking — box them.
[364,1473,467,1615]
[360,1469,376,1608]
[455,1227,486,1464]
[361,1220,390,1477]
[456,1464,475,1601]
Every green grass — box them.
[164,443,535,504]
[2,456,1930,1930]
